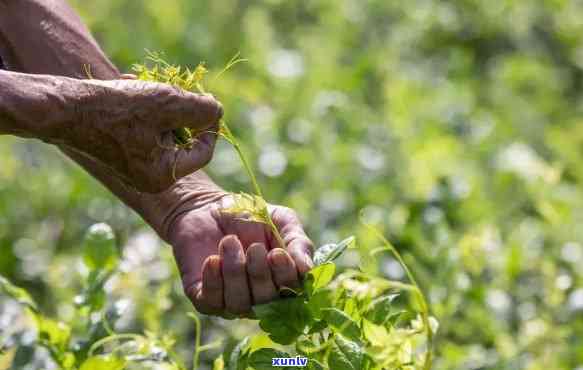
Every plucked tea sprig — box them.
[134,52,285,248]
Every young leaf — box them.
[313,236,354,266]
[362,319,391,347]
[364,294,399,325]
[83,223,118,272]
[328,336,363,370]
[228,337,250,370]
[321,308,361,342]
[253,298,313,345]
[304,262,335,297]
[213,355,225,370]
[36,316,71,351]
[248,348,290,370]
[79,355,126,370]
[0,275,38,311]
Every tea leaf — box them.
[254,298,313,345]
[365,294,399,325]
[362,319,391,347]
[79,355,126,370]
[321,308,361,342]
[307,358,326,370]
[83,223,117,272]
[213,355,225,370]
[36,316,71,351]
[0,275,38,311]
[328,336,363,370]
[228,337,250,370]
[313,236,354,266]
[248,348,290,370]
[304,262,335,297]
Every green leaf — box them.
[229,337,250,370]
[253,298,313,345]
[79,355,126,370]
[248,348,290,370]
[362,319,391,347]
[328,336,363,370]
[83,223,118,272]
[213,355,225,370]
[304,263,335,297]
[365,294,399,325]
[307,358,326,370]
[313,236,354,266]
[307,289,334,321]
[0,275,37,311]
[36,316,71,351]
[307,320,328,334]
[321,308,361,342]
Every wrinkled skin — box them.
[0,70,223,193]
[65,78,223,193]
[0,0,315,318]
[170,193,314,317]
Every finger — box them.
[246,243,278,305]
[287,238,314,277]
[270,207,314,276]
[120,73,138,80]
[213,194,272,251]
[220,235,252,315]
[267,248,300,291]
[159,91,223,132]
[172,124,219,177]
[190,255,224,314]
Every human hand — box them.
[57,77,223,193]
[167,191,314,318]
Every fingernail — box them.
[304,255,314,269]
[207,255,221,276]
[269,248,288,266]
[216,101,224,120]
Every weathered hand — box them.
[59,78,223,193]
[168,192,314,318]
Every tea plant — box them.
[0,55,436,370]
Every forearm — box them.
[0,0,224,241]
[0,70,74,140]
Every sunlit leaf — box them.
[229,336,250,370]
[328,336,363,370]
[365,294,399,325]
[0,275,38,311]
[313,236,354,266]
[304,262,335,297]
[83,223,118,272]
[79,355,126,370]
[321,308,361,342]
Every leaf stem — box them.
[87,333,143,357]
[361,221,433,370]
[187,312,202,370]
[220,120,285,249]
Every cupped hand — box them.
[59,78,223,193]
[168,193,314,318]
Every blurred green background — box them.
[2,0,583,369]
